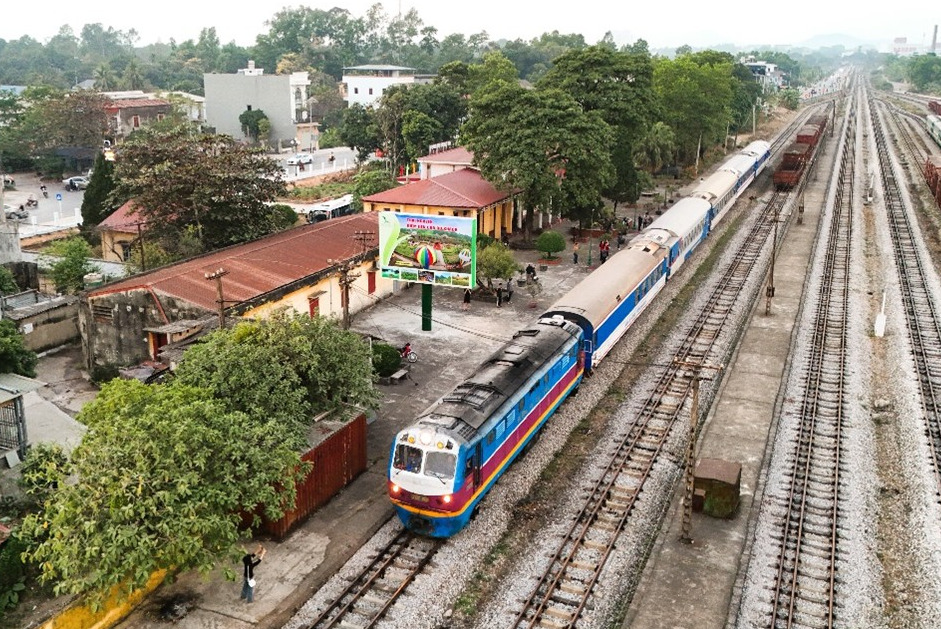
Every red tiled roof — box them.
[87,213,379,312]
[99,200,147,231]
[362,168,510,208]
[419,146,474,165]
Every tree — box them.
[351,166,397,210]
[41,236,96,295]
[0,266,19,294]
[173,313,378,440]
[0,318,38,377]
[539,45,658,210]
[239,109,269,145]
[535,230,566,259]
[476,243,518,289]
[339,103,381,164]
[19,379,304,606]
[81,151,122,237]
[462,81,614,237]
[111,125,287,253]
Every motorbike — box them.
[399,343,418,364]
[40,186,48,198]
[25,196,38,208]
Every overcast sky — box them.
[1,1,935,51]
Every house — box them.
[203,61,313,149]
[416,145,475,180]
[98,200,147,263]
[341,65,416,107]
[104,97,173,141]
[741,60,786,91]
[79,213,392,370]
[360,167,515,239]
[103,90,205,125]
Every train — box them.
[387,140,772,538]
[924,115,941,207]
[772,113,829,190]
[929,100,941,117]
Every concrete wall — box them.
[0,224,22,264]
[80,290,211,371]
[17,302,80,352]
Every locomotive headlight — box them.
[436,441,445,449]
[407,435,415,444]
[390,484,401,494]
[442,494,452,504]
[419,429,432,445]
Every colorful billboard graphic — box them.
[378,212,477,288]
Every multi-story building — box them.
[204,61,312,149]
[341,65,416,107]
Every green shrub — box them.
[0,533,28,614]
[372,343,402,378]
[19,443,70,506]
[535,230,566,259]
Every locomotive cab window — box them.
[425,451,456,480]
[394,444,424,473]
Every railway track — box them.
[869,94,941,497]
[295,530,441,629]
[762,88,857,629]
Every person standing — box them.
[462,288,471,311]
[241,545,266,603]
[496,282,504,308]
[572,241,580,265]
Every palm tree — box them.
[94,63,117,90]
[634,121,676,174]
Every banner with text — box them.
[377,212,477,288]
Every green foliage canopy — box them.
[173,312,379,444]
[0,318,37,377]
[19,379,304,605]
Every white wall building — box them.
[341,65,415,107]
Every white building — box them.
[341,65,416,107]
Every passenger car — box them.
[4,204,28,220]
[286,153,313,166]
[63,176,90,190]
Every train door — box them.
[473,443,482,490]
[582,338,593,372]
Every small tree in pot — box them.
[535,230,566,260]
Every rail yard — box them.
[194,69,941,629]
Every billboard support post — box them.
[421,284,433,331]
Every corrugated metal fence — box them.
[261,413,368,539]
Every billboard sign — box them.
[377,212,477,288]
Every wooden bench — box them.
[389,369,409,383]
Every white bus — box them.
[306,194,355,224]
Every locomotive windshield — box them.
[393,444,456,480]
[425,451,456,480]
[393,444,424,473]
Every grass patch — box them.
[285,175,355,202]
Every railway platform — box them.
[622,156,830,624]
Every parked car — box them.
[63,176,89,190]
[286,153,313,166]
[3,204,28,221]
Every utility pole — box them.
[328,258,360,330]
[765,206,779,316]
[204,268,229,329]
[676,359,723,544]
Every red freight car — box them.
[773,113,828,190]
[929,101,941,116]
[926,156,941,207]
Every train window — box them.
[394,444,424,473]
[425,451,456,480]
[487,430,495,445]
[496,419,506,438]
